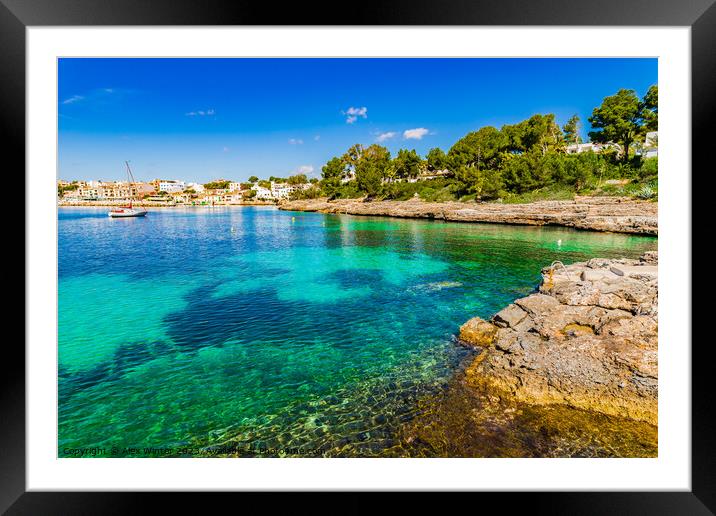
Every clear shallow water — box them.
[58,206,657,457]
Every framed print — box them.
[6,0,713,511]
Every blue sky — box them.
[58,58,657,183]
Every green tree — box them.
[503,114,563,155]
[248,175,259,183]
[287,174,308,185]
[341,144,364,178]
[588,89,644,162]
[642,85,658,132]
[204,180,230,189]
[562,114,581,145]
[448,127,509,197]
[321,156,346,198]
[453,164,503,199]
[449,126,508,169]
[354,144,391,197]
[57,183,79,198]
[426,148,448,172]
[392,149,423,180]
[500,152,543,193]
[290,184,322,200]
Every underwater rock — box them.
[464,252,658,425]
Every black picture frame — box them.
[4,0,710,512]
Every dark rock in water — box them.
[372,414,387,425]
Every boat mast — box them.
[125,161,136,208]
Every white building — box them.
[270,182,291,199]
[270,182,312,199]
[75,181,153,200]
[643,131,658,158]
[565,142,622,155]
[158,180,186,193]
[224,192,244,204]
[186,182,205,193]
[251,184,273,200]
[565,143,598,154]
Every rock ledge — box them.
[462,252,658,425]
[279,196,658,235]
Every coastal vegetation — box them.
[203,179,231,190]
[57,181,80,197]
[313,86,658,203]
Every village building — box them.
[157,180,186,193]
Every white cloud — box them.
[296,165,315,175]
[62,95,84,105]
[222,146,229,153]
[314,135,321,141]
[61,87,120,107]
[403,127,429,140]
[288,138,304,145]
[376,131,397,143]
[186,109,216,117]
[343,106,368,124]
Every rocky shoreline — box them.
[279,196,658,235]
[459,251,658,425]
[388,251,658,457]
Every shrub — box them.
[289,186,322,200]
[634,185,655,199]
[639,157,658,180]
[332,181,363,199]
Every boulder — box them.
[514,293,560,316]
[492,304,528,328]
[609,265,658,279]
[640,251,658,264]
[459,317,498,348]
[463,254,658,425]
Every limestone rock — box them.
[459,317,498,348]
[514,293,560,316]
[640,251,658,264]
[464,252,658,425]
[492,304,528,328]
[278,197,658,235]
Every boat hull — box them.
[108,209,147,218]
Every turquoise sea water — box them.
[58,206,657,457]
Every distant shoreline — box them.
[58,196,658,236]
[58,200,277,208]
[279,196,658,235]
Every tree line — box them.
[312,86,658,202]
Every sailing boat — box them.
[108,161,148,218]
